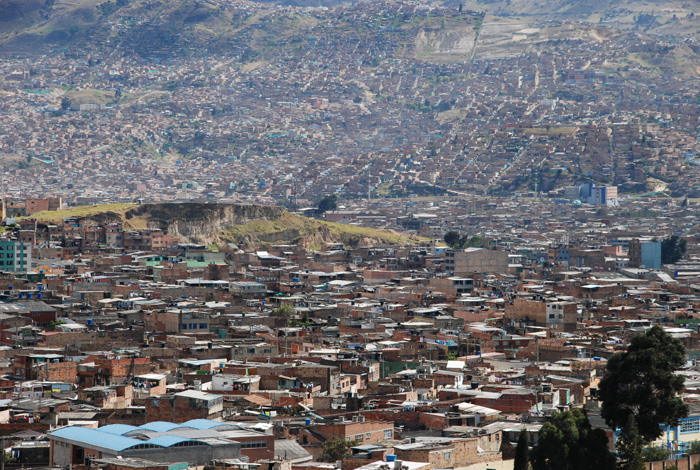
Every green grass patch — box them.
[222,212,426,247]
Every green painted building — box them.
[0,240,31,272]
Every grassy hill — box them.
[222,211,426,248]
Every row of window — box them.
[240,441,267,448]
[681,418,700,433]
[349,430,393,441]
[181,323,208,330]
[234,348,273,354]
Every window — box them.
[355,434,364,441]
[444,453,451,460]
[181,324,187,330]
[200,323,207,329]
[366,433,371,439]
[681,418,700,433]
[384,430,392,439]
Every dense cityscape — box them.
[1,0,700,469]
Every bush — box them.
[688,441,700,455]
[640,446,669,462]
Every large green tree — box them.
[615,415,646,470]
[317,194,338,213]
[530,409,614,470]
[444,231,461,248]
[514,429,530,470]
[661,236,687,264]
[599,325,688,442]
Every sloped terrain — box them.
[31,203,425,248]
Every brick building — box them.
[145,390,224,422]
[393,434,502,469]
[444,248,509,275]
[14,353,77,382]
[504,298,578,332]
[299,416,393,446]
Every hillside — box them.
[31,203,425,248]
[443,0,700,38]
[2,0,698,53]
[2,0,700,200]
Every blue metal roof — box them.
[137,421,180,432]
[99,424,139,436]
[50,427,143,452]
[51,422,231,451]
[146,436,203,447]
[180,419,230,430]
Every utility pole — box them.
[368,166,372,203]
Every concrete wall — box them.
[51,441,71,467]
[52,441,241,467]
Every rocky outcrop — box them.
[47,202,420,249]
[124,203,284,244]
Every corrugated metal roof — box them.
[100,424,139,435]
[181,419,229,430]
[146,436,203,447]
[50,427,143,452]
[137,421,180,432]
[274,439,312,461]
[51,421,245,452]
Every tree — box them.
[319,438,359,462]
[640,446,669,462]
[599,325,688,442]
[688,441,700,456]
[317,194,338,213]
[272,304,296,326]
[661,236,687,264]
[61,96,72,110]
[530,409,614,470]
[444,231,461,248]
[457,234,484,249]
[465,234,484,248]
[616,415,645,470]
[514,429,530,470]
